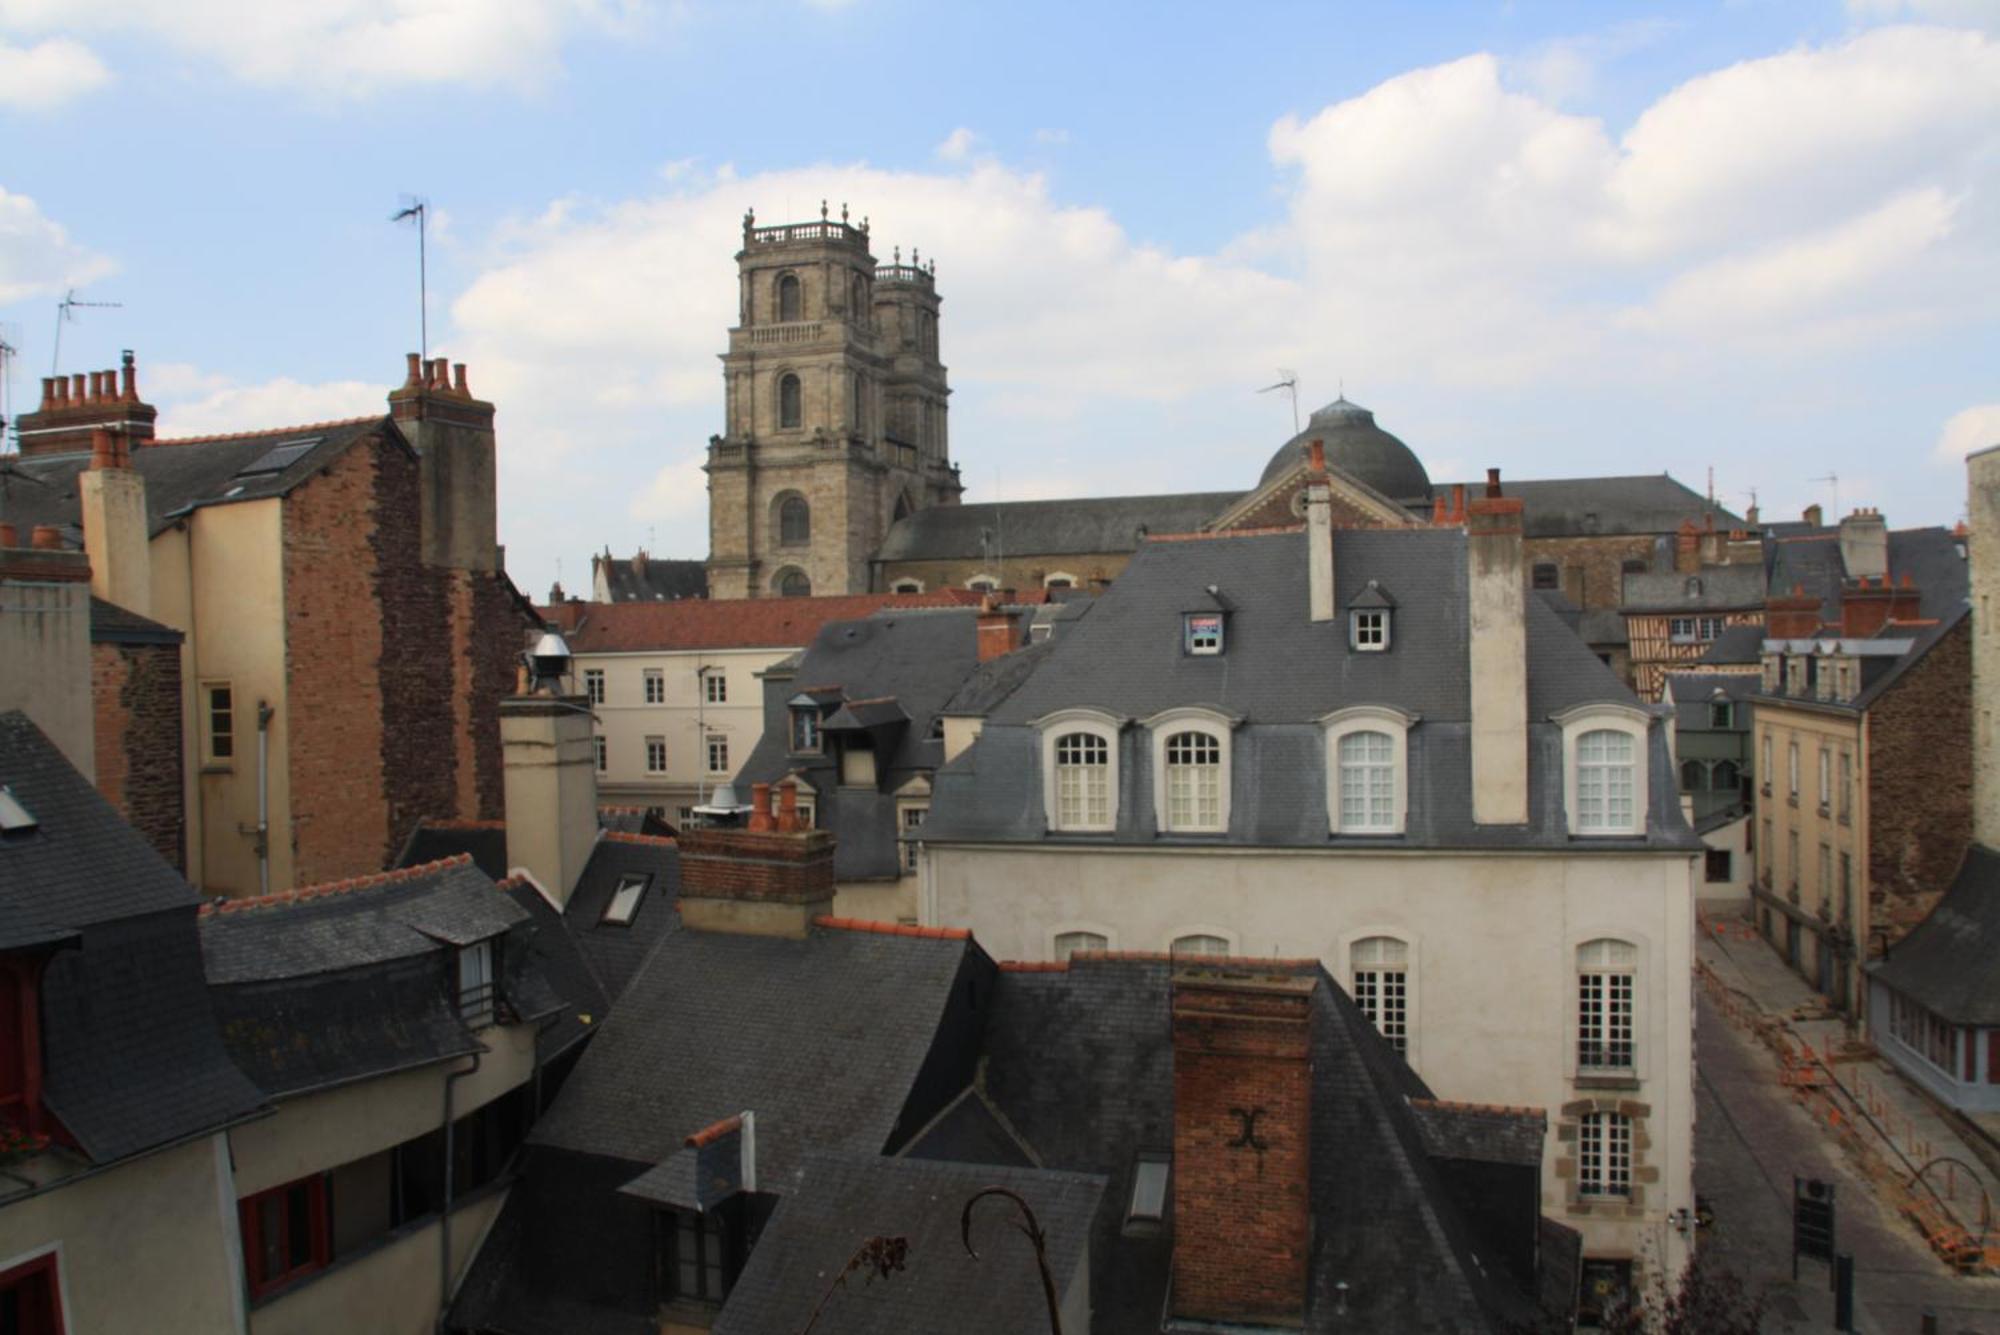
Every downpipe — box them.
[436,1051,482,1332]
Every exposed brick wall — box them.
[1170,973,1312,1325]
[462,570,520,820]
[91,640,184,871]
[1867,619,1974,943]
[678,827,836,902]
[1220,476,1402,533]
[1524,534,1659,611]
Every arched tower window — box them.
[777,273,802,322]
[778,374,802,429]
[776,568,812,598]
[851,273,868,324]
[777,495,810,547]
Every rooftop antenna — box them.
[0,326,18,453]
[51,289,121,376]
[390,197,429,363]
[1809,472,1840,522]
[1258,369,1300,436]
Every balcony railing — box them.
[1577,1044,1636,1072]
[875,263,934,288]
[746,219,868,248]
[746,322,823,347]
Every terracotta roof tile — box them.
[812,915,971,941]
[199,853,473,915]
[540,590,989,653]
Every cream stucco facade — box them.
[923,843,1699,1268]
[1750,705,1865,1012]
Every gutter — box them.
[436,1050,482,1332]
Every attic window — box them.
[1350,609,1389,652]
[457,939,497,1027]
[1184,613,1223,656]
[1127,1154,1170,1224]
[601,874,650,926]
[0,787,36,837]
[791,707,821,754]
[235,438,322,478]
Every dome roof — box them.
[1257,397,1432,506]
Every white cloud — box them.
[0,0,645,97]
[1935,404,2000,462]
[0,187,113,304]
[1849,0,2000,32]
[150,365,386,438]
[0,36,110,109]
[934,127,977,162]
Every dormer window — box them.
[1036,709,1124,833]
[1184,613,1223,656]
[457,939,497,1027]
[1555,705,1651,837]
[1347,580,1395,653]
[791,707,821,754]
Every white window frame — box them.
[601,873,649,926]
[1035,708,1124,833]
[1348,934,1412,1057]
[645,735,667,774]
[1788,740,1800,798]
[1554,704,1651,837]
[1349,609,1390,652]
[1577,1110,1633,1198]
[583,668,605,705]
[1049,922,1115,962]
[1166,926,1237,958]
[1320,705,1416,836]
[1183,613,1224,656]
[457,939,496,1028]
[890,578,925,594]
[1144,707,1236,835]
[1044,570,1078,590]
[706,734,730,775]
[1571,932,1646,1081]
[644,668,665,705]
[705,673,726,704]
[898,801,928,875]
[202,679,235,766]
[965,573,1000,592]
[594,735,607,774]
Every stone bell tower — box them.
[704,204,961,599]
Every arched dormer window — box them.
[777,272,802,322]
[775,568,811,598]
[1555,704,1651,836]
[778,374,803,429]
[1320,705,1417,836]
[1035,708,1123,833]
[966,574,999,593]
[1143,707,1237,835]
[777,494,810,546]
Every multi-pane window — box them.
[668,1208,732,1304]
[457,940,496,1027]
[1788,742,1800,798]
[1350,610,1389,651]
[1762,734,1773,789]
[1838,751,1853,821]
[900,805,927,874]
[706,735,729,774]
[1760,818,1773,883]
[1577,938,1636,1072]
[1788,831,1800,897]
[205,682,234,762]
[1668,616,1696,642]
[1171,934,1230,958]
[584,669,604,705]
[240,1175,329,1296]
[1184,613,1223,656]
[1053,931,1107,962]
[1054,732,1111,829]
[1164,731,1223,831]
[705,673,727,704]
[646,736,667,774]
[779,496,810,545]
[1337,730,1395,831]
[1351,936,1409,1054]
[1575,729,1636,832]
[644,669,665,705]
[778,570,811,598]
[1818,749,1831,810]
[1699,616,1724,640]
[1577,1112,1633,1197]
[594,736,607,774]
[791,708,821,754]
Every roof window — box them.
[236,438,322,478]
[601,874,650,926]
[1127,1154,1170,1225]
[1347,579,1396,653]
[0,787,36,837]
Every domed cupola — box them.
[1258,397,1432,509]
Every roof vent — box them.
[0,786,38,837]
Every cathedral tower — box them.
[705,205,961,599]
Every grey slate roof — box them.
[1700,623,1766,665]
[561,837,680,1002]
[0,711,264,1163]
[1447,473,1736,538]
[926,529,1698,853]
[396,821,511,880]
[1869,844,2000,1024]
[1408,1099,1546,1167]
[593,553,707,602]
[0,418,394,538]
[1622,563,1765,612]
[712,1154,1104,1335]
[1664,672,1758,730]
[1259,397,1433,505]
[529,921,980,1183]
[504,878,608,1061]
[89,596,181,645]
[939,636,1056,717]
[874,492,1242,563]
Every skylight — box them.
[236,438,323,478]
[601,873,650,925]
[1128,1155,1169,1223]
[0,786,38,836]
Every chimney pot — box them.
[121,357,137,401]
[432,357,450,389]
[39,377,55,409]
[778,783,800,832]
[748,782,774,832]
[1307,438,1326,474]
[1485,466,1502,497]
[453,363,469,396]
[403,353,423,388]
[30,525,63,551]
[70,373,85,404]
[0,522,16,548]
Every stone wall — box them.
[1867,618,1974,942]
[92,639,185,871]
[1525,534,1659,612]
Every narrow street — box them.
[1696,987,2000,1332]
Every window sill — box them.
[1573,1073,1640,1091]
[199,763,234,776]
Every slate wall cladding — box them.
[676,827,836,902]
[92,640,184,871]
[1170,973,1312,1325]
[1868,618,1974,942]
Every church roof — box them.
[1259,398,1431,505]
[874,492,1243,565]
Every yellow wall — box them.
[0,1135,245,1335]
[248,1192,504,1335]
[1752,705,1867,1007]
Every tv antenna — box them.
[1258,369,1300,436]
[0,326,19,453]
[1809,472,1839,523]
[52,289,122,375]
[390,197,430,362]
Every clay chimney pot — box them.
[39,377,56,408]
[70,374,85,403]
[121,358,137,401]
[1485,466,1502,498]
[403,353,423,388]
[30,525,63,551]
[0,522,16,548]
[1307,439,1326,474]
[778,783,800,832]
[748,782,774,833]
[453,363,469,396]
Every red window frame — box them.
[0,1249,66,1334]
[0,957,48,1140]
[239,1176,330,1298]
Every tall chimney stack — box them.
[500,686,599,904]
[676,816,836,938]
[1837,507,1888,583]
[1305,439,1334,623]
[1170,969,1315,1325]
[12,352,158,458]
[1467,491,1528,824]
[77,428,151,615]
[1968,445,2000,845]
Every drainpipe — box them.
[437,1050,482,1332]
[253,701,273,896]
[696,662,711,808]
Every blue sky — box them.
[3,0,1996,596]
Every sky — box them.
[1,0,1996,598]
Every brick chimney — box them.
[1673,518,1701,574]
[677,784,836,938]
[0,532,94,778]
[1170,969,1315,1326]
[1303,440,1335,623]
[1837,507,1888,582]
[1467,490,1528,824]
[1766,583,1823,639]
[976,595,1020,661]
[387,352,498,572]
[1839,573,1920,638]
[1803,503,1824,529]
[1968,444,2000,844]
[77,429,151,616]
[13,351,158,458]
[500,681,598,905]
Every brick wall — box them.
[1867,618,1974,943]
[1170,972,1312,1325]
[1524,534,1659,611]
[678,826,836,903]
[91,640,184,871]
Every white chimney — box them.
[501,678,599,905]
[1305,439,1334,623]
[78,428,151,617]
[1466,487,1528,824]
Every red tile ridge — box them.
[495,874,530,893]
[1408,1097,1547,1120]
[425,817,508,830]
[811,915,972,941]
[1145,525,1305,543]
[597,805,651,814]
[998,960,1069,972]
[604,830,677,848]
[150,414,384,448]
[199,853,474,915]
[684,1114,742,1148]
[839,695,896,707]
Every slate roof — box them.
[89,597,181,645]
[592,552,707,602]
[1869,844,2000,1024]
[1622,563,1765,612]
[1664,672,1758,731]
[545,589,982,654]
[925,528,1698,853]
[1260,397,1433,505]
[0,417,394,538]
[1445,473,1735,538]
[874,492,1243,563]
[503,877,608,1062]
[396,820,511,880]
[1408,1099,1547,1167]
[0,711,264,1163]
[529,920,981,1182]
[940,636,1057,717]
[561,835,680,1002]
[712,1154,1105,1335]
[1700,623,1766,665]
